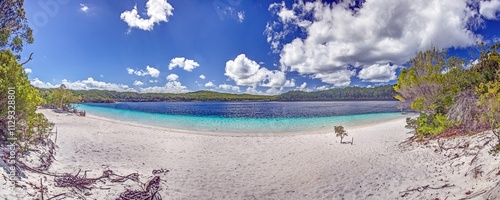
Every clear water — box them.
[75,101,404,134]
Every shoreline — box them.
[76,105,415,137]
[1,109,498,199]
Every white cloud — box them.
[32,77,136,92]
[205,81,215,87]
[127,68,135,74]
[218,83,240,92]
[315,85,331,91]
[313,70,356,87]
[31,78,56,88]
[245,86,263,95]
[224,54,295,88]
[480,0,500,20]
[237,11,245,22]
[199,74,206,79]
[268,0,490,87]
[295,82,311,92]
[166,73,179,81]
[126,66,160,77]
[168,57,200,71]
[140,81,188,93]
[133,80,144,86]
[120,0,174,31]
[265,87,283,95]
[358,64,399,83]
[24,68,32,74]
[62,78,136,92]
[80,3,89,12]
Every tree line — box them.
[277,85,396,101]
[36,85,397,103]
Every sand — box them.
[1,109,500,199]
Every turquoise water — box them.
[75,103,405,134]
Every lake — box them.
[75,101,404,134]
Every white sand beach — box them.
[2,109,500,199]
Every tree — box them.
[0,50,52,152]
[47,84,81,110]
[476,48,500,153]
[334,126,348,143]
[393,48,466,136]
[0,0,34,59]
[477,80,500,154]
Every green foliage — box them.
[0,50,52,152]
[396,43,500,144]
[476,70,500,155]
[36,85,397,103]
[44,84,81,110]
[414,113,451,137]
[394,48,458,137]
[277,85,396,101]
[405,117,417,130]
[0,0,34,59]
[334,125,348,143]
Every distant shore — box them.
[2,109,499,199]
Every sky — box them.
[21,0,500,95]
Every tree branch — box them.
[20,52,33,66]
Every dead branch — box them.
[47,193,67,200]
[54,169,141,192]
[20,52,33,66]
[400,183,454,197]
[117,176,162,200]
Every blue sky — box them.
[22,0,500,95]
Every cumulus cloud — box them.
[205,81,215,87]
[315,85,331,91]
[80,3,89,12]
[224,54,295,88]
[31,78,57,88]
[133,80,144,86]
[120,0,174,31]
[357,64,399,83]
[166,73,179,81]
[31,78,136,92]
[245,86,263,95]
[24,68,32,74]
[480,0,500,20]
[267,0,492,87]
[140,81,188,93]
[218,83,240,92]
[295,82,311,92]
[62,78,136,92]
[126,66,160,77]
[168,57,200,71]
[199,74,206,79]
[265,87,283,95]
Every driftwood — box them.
[117,176,162,200]
[54,169,140,191]
[400,184,454,197]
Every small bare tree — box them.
[334,126,348,144]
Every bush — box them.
[413,113,451,137]
[334,126,348,143]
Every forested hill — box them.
[277,85,396,101]
[37,85,397,103]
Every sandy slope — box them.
[1,109,499,199]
